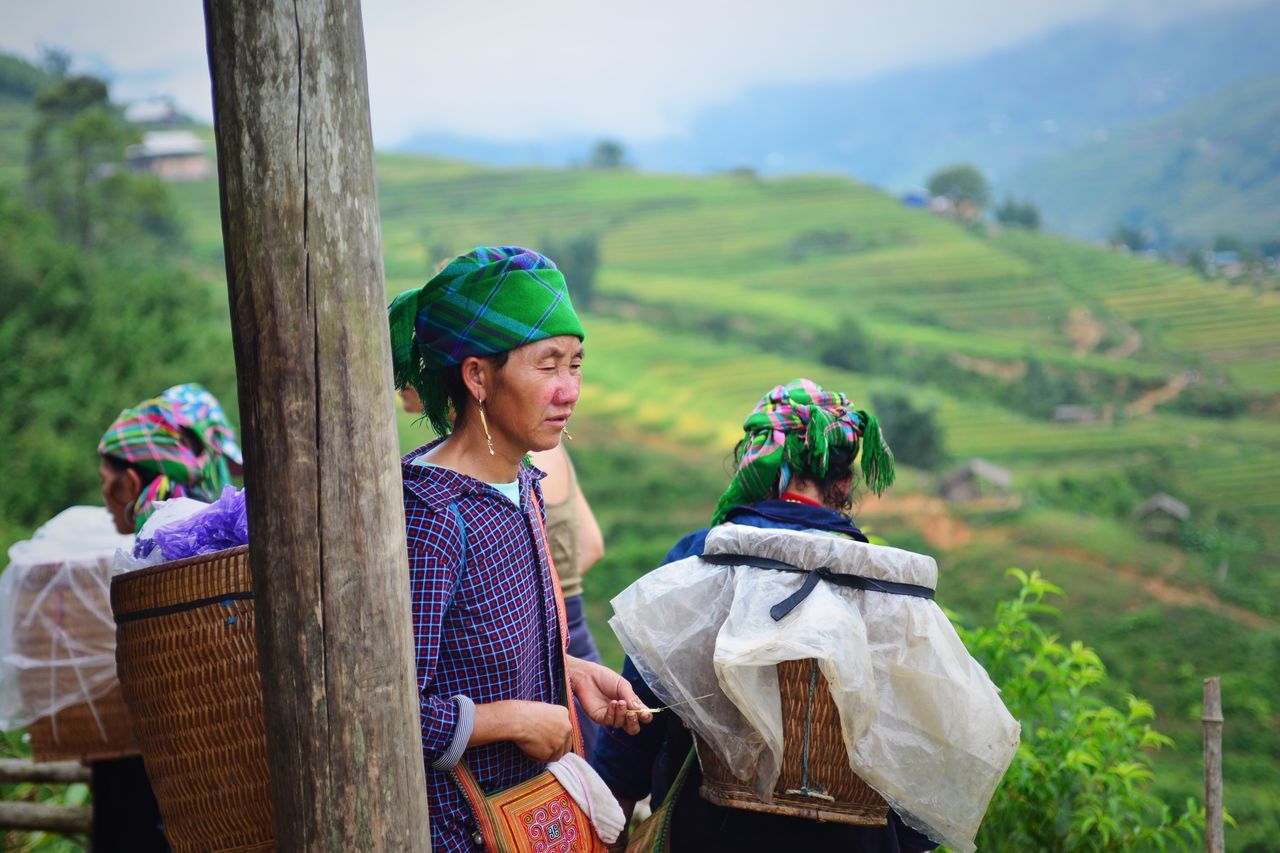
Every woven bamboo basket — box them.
[27,686,139,763]
[697,658,888,826]
[14,556,139,762]
[111,545,274,853]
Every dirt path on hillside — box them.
[1065,308,1105,356]
[863,493,1279,633]
[1103,318,1143,359]
[1051,545,1279,633]
[1124,373,1191,417]
[859,494,974,550]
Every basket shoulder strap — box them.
[445,501,468,606]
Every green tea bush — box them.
[960,569,1205,850]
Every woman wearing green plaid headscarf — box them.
[98,383,242,533]
[389,247,651,852]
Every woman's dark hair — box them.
[814,445,858,515]
[440,350,510,428]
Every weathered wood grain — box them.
[0,759,91,786]
[0,801,91,834]
[1203,677,1224,853]
[203,1,430,848]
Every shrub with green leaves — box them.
[959,569,1206,850]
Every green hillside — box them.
[355,158,1276,845]
[1007,75,1280,244]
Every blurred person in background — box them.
[98,383,243,535]
[529,442,607,757]
[93,382,243,851]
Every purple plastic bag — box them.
[151,486,249,561]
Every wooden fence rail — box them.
[0,759,91,835]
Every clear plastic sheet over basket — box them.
[0,507,134,731]
[609,524,1020,852]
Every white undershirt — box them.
[412,455,520,506]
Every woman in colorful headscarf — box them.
[98,383,243,535]
[91,383,240,851]
[390,246,649,851]
[592,379,937,852]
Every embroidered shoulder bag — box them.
[446,500,609,853]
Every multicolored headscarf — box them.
[389,246,585,436]
[711,379,894,525]
[98,384,242,530]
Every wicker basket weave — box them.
[111,546,274,852]
[14,556,139,762]
[27,686,139,763]
[697,658,888,826]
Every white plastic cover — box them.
[609,524,1020,852]
[0,507,134,730]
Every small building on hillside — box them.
[1135,493,1190,539]
[125,131,212,182]
[939,458,1013,504]
[125,98,183,127]
[1053,404,1099,423]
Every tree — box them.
[960,570,1205,850]
[0,188,235,545]
[25,72,179,252]
[926,164,990,212]
[1212,233,1245,254]
[816,316,874,373]
[588,139,627,170]
[1109,224,1148,253]
[995,197,1041,230]
[870,391,945,471]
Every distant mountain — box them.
[634,1,1280,187]
[393,130,593,170]
[395,1,1280,194]
[1002,75,1280,243]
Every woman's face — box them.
[99,458,141,534]
[484,335,583,454]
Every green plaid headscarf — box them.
[388,246,584,436]
[711,379,894,525]
[98,384,241,529]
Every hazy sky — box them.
[0,0,1260,146]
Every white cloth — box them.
[609,524,1021,853]
[0,507,134,730]
[545,752,626,844]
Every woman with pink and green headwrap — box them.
[591,379,938,852]
[98,383,242,534]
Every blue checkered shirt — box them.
[402,440,565,851]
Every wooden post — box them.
[1203,677,1224,853]
[202,1,430,849]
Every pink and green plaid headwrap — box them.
[711,379,894,525]
[98,384,240,529]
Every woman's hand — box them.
[512,701,575,763]
[471,700,574,763]
[567,657,653,735]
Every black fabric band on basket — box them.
[113,591,254,624]
[699,552,935,622]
